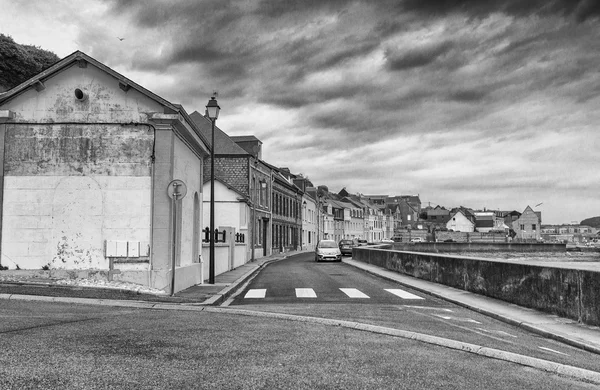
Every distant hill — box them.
[0,34,59,92]
[581,216,600,228]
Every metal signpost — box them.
[167,179,187,296]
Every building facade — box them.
[0,51,209,293]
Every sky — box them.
[2,0,600,224]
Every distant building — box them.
[512,206,541,241]
[447,210,475,232]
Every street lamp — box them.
[206,95,220,284]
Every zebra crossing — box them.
[243,287,425,300]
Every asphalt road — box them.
[1,300,597,390]
[229,252,600,373]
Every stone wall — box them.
[391,242,567,252]
[353,246,600,326]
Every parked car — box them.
[356,239,368,246]
[315,240,342,262]
[338,239,355,256]
[410,237,424,243]
[381,239,394,243]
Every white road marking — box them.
[340,288,370,298]
[244,289,266,298]
[433,314,481,324]
[475,328,518,338]
[538,347,570,356]
[402,305,453,312]
[385,289,424,300]
[296,288,317,298]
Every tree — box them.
[0,34,60,92]
[580,216,600,228]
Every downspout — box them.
[149,123,156,289]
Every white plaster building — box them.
[447,210,475,232]
[0,51,210,293]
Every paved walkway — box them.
[1,250,599,355]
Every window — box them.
[259,181,266,206]
[532,224,536,231]
[520,224,525,231]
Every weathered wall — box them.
[1,123,153,270]
[2,65,162,123]
[353,247,600,326]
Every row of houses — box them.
[0,51,411,293]
[420,205,542,240]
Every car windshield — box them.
[318,241,337,248]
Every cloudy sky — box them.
[2,0,600,224]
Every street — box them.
[1,252,599,389]
[0,300,598,390]
[229,253,600,373]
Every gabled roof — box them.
[207,177,249,202]
[449,210,475,223]
[340,197,363,209]
[0,50,211,153]
[328,199,350,209]
[230,135,261,143]
[189,111,250,156]
[0,51,175,109]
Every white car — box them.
[315,240,342,262]
[410,237,424,243]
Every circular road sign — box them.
[167,179,187,200]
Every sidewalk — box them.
[342,258,600,355]
[1,252,600,355]
[0,250,296,305]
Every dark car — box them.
[338,239,355,256]
[356,239,368,246]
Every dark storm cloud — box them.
[447,88,488,103]
[255,0,355,18]
[401,0,600,22]
[386,41,454,71]
[106,0,237,27]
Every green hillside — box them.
[0,34,59,92]
[581,216,600,228]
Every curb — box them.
[203,307,600,385]
[195,255,287,306]
[342,259,600,356]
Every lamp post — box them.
[206,95,220,284]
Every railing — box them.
[202,228,245,244]
[203,227,227,243]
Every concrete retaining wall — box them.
[353,247,600,326]
[391,242,566,252]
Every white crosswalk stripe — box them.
[339,288,370,298]
[243,287,427,300]
[385,289,424,300]
[295,288,317,298]
[244,289,266,298]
